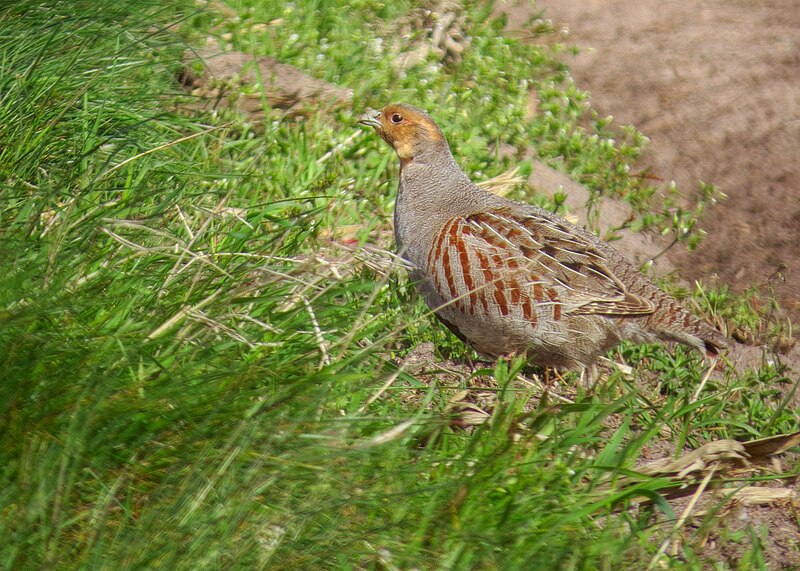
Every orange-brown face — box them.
[358,104,445,161]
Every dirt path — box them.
[522,0,800,324]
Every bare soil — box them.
[509,0,800,324]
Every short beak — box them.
[357,109,382,129]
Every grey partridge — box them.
[358,103,729,370]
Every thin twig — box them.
[147,288,223,340]
[645,235,680,267]
[176,205,195,240]
[302,295,330,368]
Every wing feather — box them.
[463,209,656,317]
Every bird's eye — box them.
[390,113,403,124]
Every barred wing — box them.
[425,208,656,321]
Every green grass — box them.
[1,1,797,569]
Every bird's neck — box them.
[394,146,483,260]
[398,146,472,198]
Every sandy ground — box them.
[524,0,800,325]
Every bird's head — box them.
[357,104,447,165]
